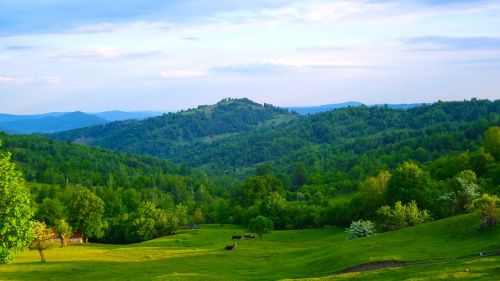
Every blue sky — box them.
[0,0,499,113]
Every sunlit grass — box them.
[1,214,498,281]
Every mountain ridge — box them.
[0,110,162,134]
[286,101,425,115]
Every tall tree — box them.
[36,198,65,227]
[69,189,106,243]
[193,208,204,226]
[483,126,500,160]
[386,162,431,208]
[55,219,72,247]
[0,142,33,264]
[450,170,480,213]
[359,170,391,209]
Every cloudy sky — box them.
[1,0,499,113]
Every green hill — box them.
[50,99,499,190]
[0,133,200,189]
[51,98,296,159]
[2,214,498,280]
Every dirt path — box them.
[335,249,500,275]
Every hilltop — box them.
[51,98,296,159]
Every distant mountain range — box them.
[0,111,162,134]
[286,102,425,115]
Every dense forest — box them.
[52,99,499,187]
[1,98,499,245]
[51,98,295,159]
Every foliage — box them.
[0,134,205,191]
[68,189,106,242]
[248,215,273,240]
[130,201,157,242]
[376,201,431,232]
[345,220,375,240]
[36,198,65,227]
[358,170,391,212]
[236,175,284,207]
[473,193,500,228]
[47,99,499,190]
[51,98,293,160]
[193,208,204,225]
[29,221,54,262]
[213,198,231,225]
[1,100,500,247]
[483,126,500,160]
[386,162,431,208]
[439,170,480,215]
[55,219,72,247]
[0,143,33,264]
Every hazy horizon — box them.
[1,0,499,114]
[0,97,488,115]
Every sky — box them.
[0,0,499,114]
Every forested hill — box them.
[0,133,212,190]
[50,99,499,182]
[51,98,295,158]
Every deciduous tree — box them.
[483,126,500,160]
[55,219,72,247]
[29,221,54,262]
[473,193,499,228]
[69,189,106,242]
[248,215,273,240]
[193,208,204,225]
[387,162,431,207]
[0,143,33,264]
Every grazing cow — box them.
[232,235,242,240]
[243,234,256,239]
[225,243,236,250]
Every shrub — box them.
[377,201,431,231]
[473,193,500,228]
[345,220,375,240]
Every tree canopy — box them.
[0,142,33,264]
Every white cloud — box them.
[58,47,121,59]
[70,22,120,33]
[212,0,432,26]
[48,47,162,61]
[0,75,31,84]
[160,70,205,79]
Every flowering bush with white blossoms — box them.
[345,220,375,240]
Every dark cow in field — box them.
[243,234,256,239]
[225,243,236,250]
[232,235,242,240]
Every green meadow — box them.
[1,214,498,281]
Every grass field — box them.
[1,214,498,281]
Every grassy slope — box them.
[1,214,498,281]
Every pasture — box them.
[1,214,498,280]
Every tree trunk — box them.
[60,235,67,247]
[83,234,89,243]
[38,248,46,262]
